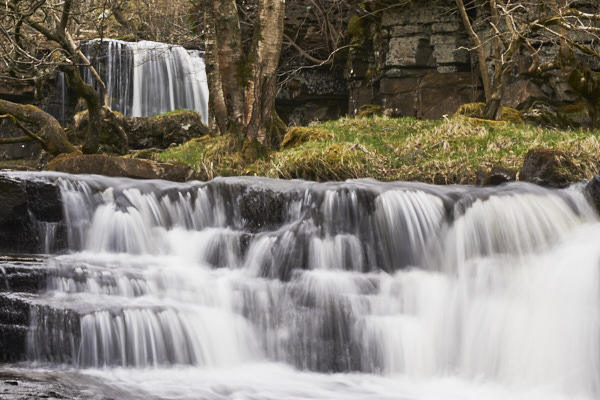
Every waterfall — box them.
[2,172,600,400]
[81,39,209,125]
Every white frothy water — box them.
[17,175,600,399]
[82,39,209,124]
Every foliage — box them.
[157,114,600,184]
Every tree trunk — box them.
[203,0,287,143]
[456,0,492,101]
[203,2,228,135]
[61,65,104,154]
[245,0,286,143]
[212,0,245,132]
[483,65,512,120]
[0,99,77,155]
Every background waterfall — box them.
[82,39,209,124]
[2,172,600,400]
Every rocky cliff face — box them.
[375,1,481,118]
[347,0,600,120]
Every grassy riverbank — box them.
[156,115,600,184]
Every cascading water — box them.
[2,171,600,400]
[81,39,209,124]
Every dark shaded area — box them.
[585,174,600,216]
[0,176,66,254]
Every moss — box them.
[347,15,367,45]
[270,141,386,181]
[153,109,199,118]
[240,138,269,163]
[127,149,159,160]
[501,107,524,125]
[357,105,383,118]
[265,111,288,148]
[454,103,486,119]
[455,103,523,125]
[281,127,333,149]
[45,151,84,170]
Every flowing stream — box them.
[3,172,600,400]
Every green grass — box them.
[157,114,600,184]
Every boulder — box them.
[124,111,209,150]
[45,153,195,182]
[520,148,579,188]
[72,110,209,155]
[503,80,548,110]
[522,103,577,128]
[584,174,600,215]
[477,166,517,186]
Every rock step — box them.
[0,265,48,294]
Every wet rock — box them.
[25,180,63,223]
[476,166,517,186]
[0,294,31,361]
[0,176,66,254]
[45,153,194,182]
[520,148,579,188]
[489,166,517,185]
[0,264,48,294]
[584,174,600,215]
[240,187,285,232]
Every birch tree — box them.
[195,0,286,144]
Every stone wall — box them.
[377,1,482,118]
[346,0,600,120]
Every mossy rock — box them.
[455,103,523,125]
[273,141,385,182]
[357,105,383,118]
[240,138,269,163]
[523,102,577,129]
[454,103,486,119]
[72,109,209,155]
[520,148,581,188]
[501,107,524,125]
[281,127,334,149]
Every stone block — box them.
[431,21,461,34]
[386,37,435,68]
[383,93,417,117]
[431,34,469,64]
[390,24,425,36]
[380,78,419,95]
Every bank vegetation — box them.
[153,112,600,184]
